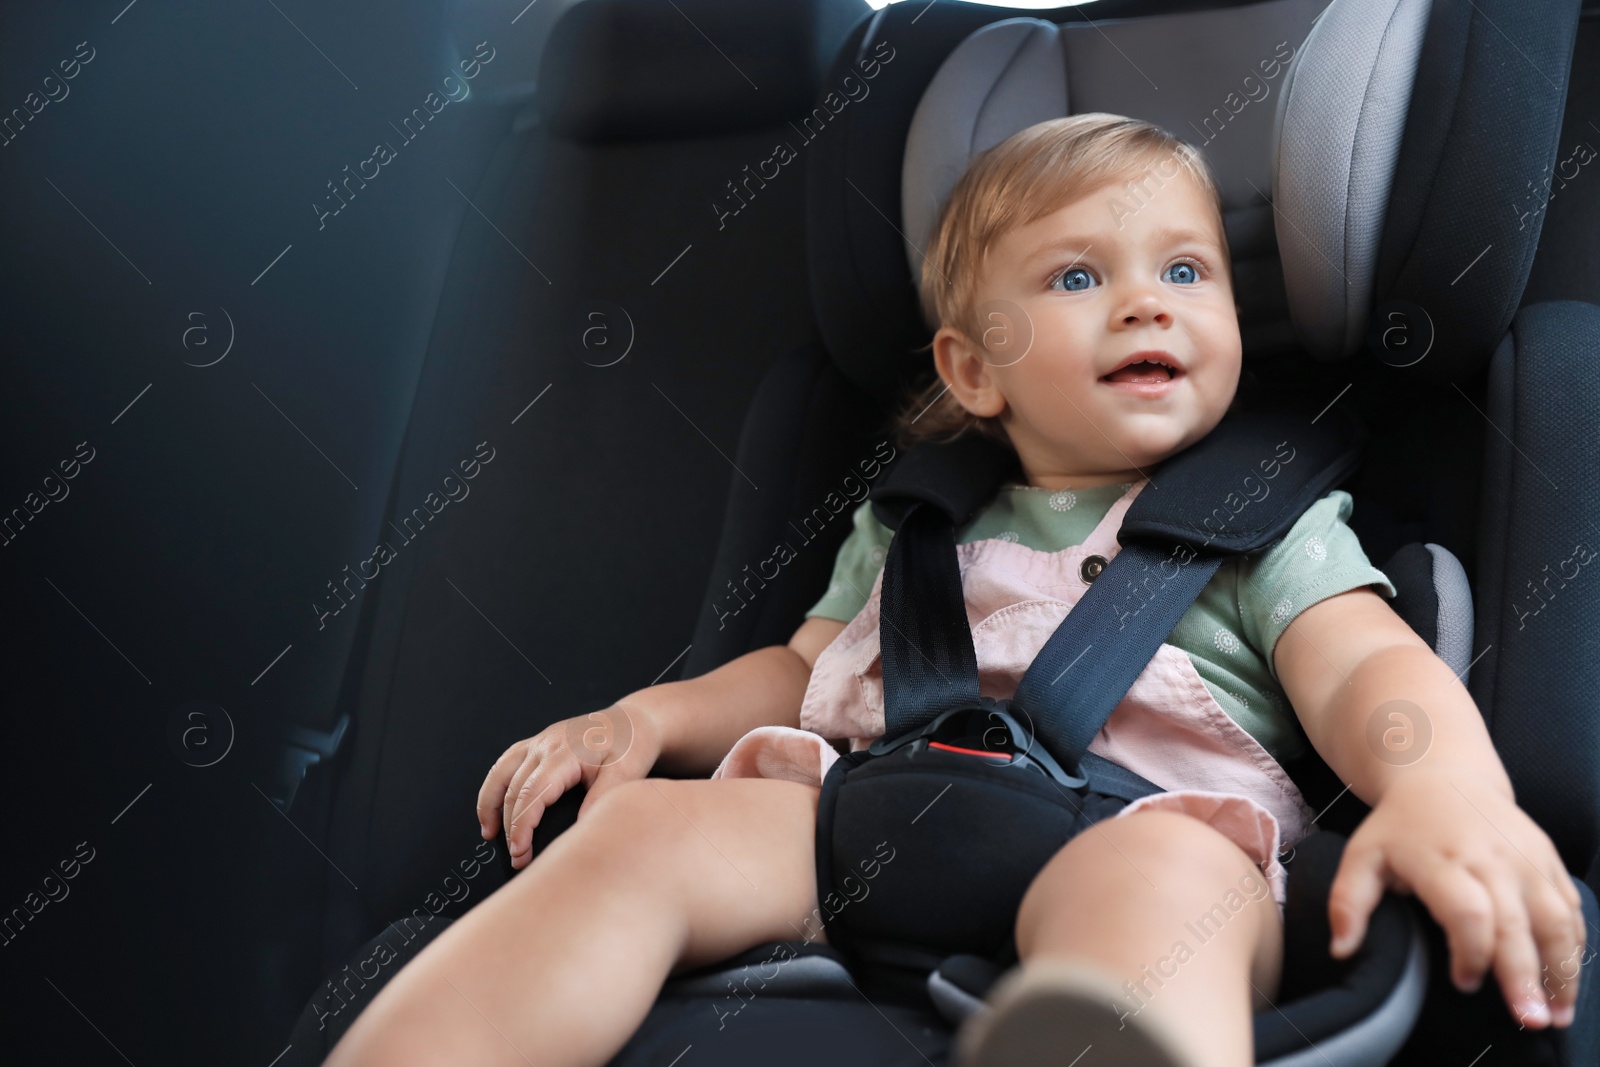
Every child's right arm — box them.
[479,615,848,868]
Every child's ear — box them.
[933,325,1007,419]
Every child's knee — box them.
[1019,810,1263,931]
[570,779,702,872]
[1104,809,1259,883]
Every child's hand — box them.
[1326,769,1587,1028]
[476,702,664,870]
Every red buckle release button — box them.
[928,741,1013,761]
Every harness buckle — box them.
[867,696,1089,791]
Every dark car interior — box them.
[5,0,1600,1064]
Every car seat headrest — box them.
[900,1,1425,364]
[537,0,869,143]
[806,0,1569,404]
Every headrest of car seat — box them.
[806,0,1573,402]
[537,0,870,143]
[900,2,1418,364]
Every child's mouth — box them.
[1100,360,1183,396]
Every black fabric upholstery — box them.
[611,991,952,1066]
[279,913,460,1066]
[1373,0,1584,384]
[1470,301,1600,878]
[1523,12,1600,311]
[540,0,869,142]
[682,338,893,680]
[317,0,867,974]
[1380,542,1441,652]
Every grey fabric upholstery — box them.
[1425,542,1474,681]
[660,947,857,1000]
[1273,0,1434,361]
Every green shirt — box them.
[805,482,1398,765]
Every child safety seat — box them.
[283,1,1600,1064]
[611,1,1600,1064]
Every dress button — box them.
[1079,554,1108,583]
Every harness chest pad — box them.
[1116,408,1366,555]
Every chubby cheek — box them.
[1197,320,1244,388]
[1192,354,1242,413]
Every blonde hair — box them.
[890,113,1233,452]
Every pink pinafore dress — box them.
[712,478,1316,907]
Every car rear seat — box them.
[310,0,872,974]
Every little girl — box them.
[327,115,1584,1067]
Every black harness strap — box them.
[873,432,1020,738]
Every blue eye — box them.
[1052,266,1094,291]
[1052,260,1204,291]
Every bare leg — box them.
[324,776,827,1067]
[1009,809,1284,1067]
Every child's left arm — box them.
[1274,587,1588,1029]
